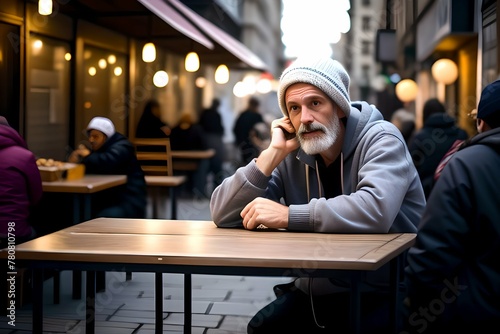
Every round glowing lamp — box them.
[431,59,458,85]
[153,70,169,87]
[395,79,418,103]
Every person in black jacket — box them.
[69,116,147,218]
[403,80,500,333]
[408,98,468,198]
[233,97,264,165]
[199,98,226,189]
[136,99,170,138]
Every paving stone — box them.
[209,301,263,317]
[163,312,222,328]
[215,315,253,332]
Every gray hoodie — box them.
[211,101,425,234]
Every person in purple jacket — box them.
[0,116,43,248]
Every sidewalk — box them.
[0,197,292,333]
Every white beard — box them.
[298,114,341,155]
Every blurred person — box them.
[433,108,478,182]
[408,98,468,198]
[233,96,264,165]
[69,116,147,218]
[0,116,42,247]
[390,107,415,143]
[199,98,226,189]
[169,113,210,197]
[136,99,170,138]
[249,121,271,155]
[210,56,426,333]
[403,79,500,333]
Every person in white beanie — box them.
[210,56,426,333]
[69,116,147,218]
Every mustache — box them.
[298,122,326,136]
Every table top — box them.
[6,218,416,271]
[42,175,127,194]
[145,175,187,186]
[171,149,215,159]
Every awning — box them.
[168,0,269,71]
[56,0,268,70]
[137,0,214,51]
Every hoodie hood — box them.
[461,127,500,152]
[0,124,28,150]
[342,101,385,159]
[423,113,457,128]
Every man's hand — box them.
[240,197,289,230]
[269,117,299,152]
[68,145,91,163]
[255,117,299,176]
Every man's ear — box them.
[477,118,490,133]
[336,105,346,119]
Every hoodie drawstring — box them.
[305,153,344,329]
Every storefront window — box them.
[26,33,71,160]
[82,44,128,136]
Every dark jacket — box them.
[199,107,224,136]
[408,113,468,198]
[82,132,146,218]
[233,110,264,163]
[404,127,500,333]
[0,125,43,237]
[136,108,168,139]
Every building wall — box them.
[345,0,386,102]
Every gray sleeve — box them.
[210,160,271,227]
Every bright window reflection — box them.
[26,34,70,160]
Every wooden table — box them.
[42,175,127,300]
[42,174,127,223]
[144,175,187,219]
[171,149,215,171]
[5,218,416,334]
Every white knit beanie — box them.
[87,116,115,138]
[278,56,351,118]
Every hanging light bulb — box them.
[185,52,200,72]
[142,42,156,63]
[38,0,53,16]
[153,70,169,87]
[215,64,229,84]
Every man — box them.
[69,116,146,218]
[199,98,226,189]
[408,98,468,198]
[403,80,500,333]
[233,96,264,165]
[210,56,426,333]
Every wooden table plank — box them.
[42,175,127,193]
[9,219,415,271]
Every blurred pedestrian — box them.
[390,107,415,143]
[233,96,264,165]
[170,113,210,197]
[136,99,170,139]
[408,98,468,198]
[199,98,226,189]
